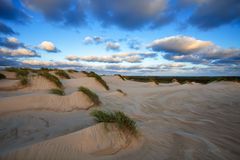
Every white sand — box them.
[0,75,240,160]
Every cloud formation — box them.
[148,35,240,65]
[106,41,120,51]
[0,0,30,23]
[0,47,39,57]
[0,37,25,49]
[22,0,86,27]
[66,52,157,63]
[0,22,17,35]
[38,41,60,53]
[83,36,104,44]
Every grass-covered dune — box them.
[124,76,240,84]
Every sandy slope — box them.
[0,71,16,79]
[0,75,240,160]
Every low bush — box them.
[0,73,6,79]
[38,72,63,88]
[20,76,28,86]
[78,86,101,105]
[86,71,109,90]
[50,88,65,96]
[55,70,70,79]
[116,89,127,96]
[91,110,137,135]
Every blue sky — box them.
[0,0,240,76]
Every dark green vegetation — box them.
[67,69,78,73]
[91,110,137,135]
[55,70,70,79]
[50,88,65,96]
[5,67,29,78]
[85,71,109,90]
[38,72,63,88]
[124,76,240,84]
[78,86,101,105]
[20,77,29,86]
[0,73,6,79]
[115,74,125,81]
[116,89,127,96]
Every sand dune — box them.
[0,75,240,160]
[0,123,139,160]
[0,71,16,79]
[0,80,21,91]
[0,91,93,115]
[24,76,57,91]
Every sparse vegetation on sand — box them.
[20,76,29,86]
[50,88,65,96]
[149,78,159,85]
[78,86,101,105]
[116,89,127,96]
[85,71,109,90]
[38,72,63,88]
[0,73,6,79]
[115,74,125,81]
[91,110,137,135]
[55,70,70,79]
[67,69,78,73]
[5,67,29,78]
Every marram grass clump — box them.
[38,72,63,88]
[55,70,70,79]
[78,86,101,105]
[116,89,127,96]
[50,88,65,96]
[86,71,109,90]
[20,76,29,86]
[0,73,6,79]
[91,110,137,135]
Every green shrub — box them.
[91,110,137,135]
[86,71,109,90]
[116,89,127,96]
[78,86,101,105]
[67,69,78,73]
[50,88,65,96]
[115,74,125,81]
[20,76,28,86]
[55,70,70,79]
[38,72,63,88]
[0,73,6,79]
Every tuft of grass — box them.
[91,110,137,135]
[20,76,29,86]
[78,86,101,105]
[149,78,159,85]
[67,69,78,73]
[55,70,70,79]
[5,67,29,78]
[0,73,6,79]
[86,71,109,90]
[38,72,63,88]
[115,74,125,81]
[50,88,65,96]
[116,89,127,96]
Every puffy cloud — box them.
[148,35,213,54]
[83,36,104,44]
[0,22,17,35]
[0,47,39,57]
[0,37,25,49]
[66,52,157,63]
[148,35,240,65]
[38,41,60,53]
[0,0,30,23]
[106,42,120,51]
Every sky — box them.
[0,0,240,76]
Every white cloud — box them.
[106,42,120,51]
[0,47,38,57]
[66,52,157,63]
[38,41,60,52]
